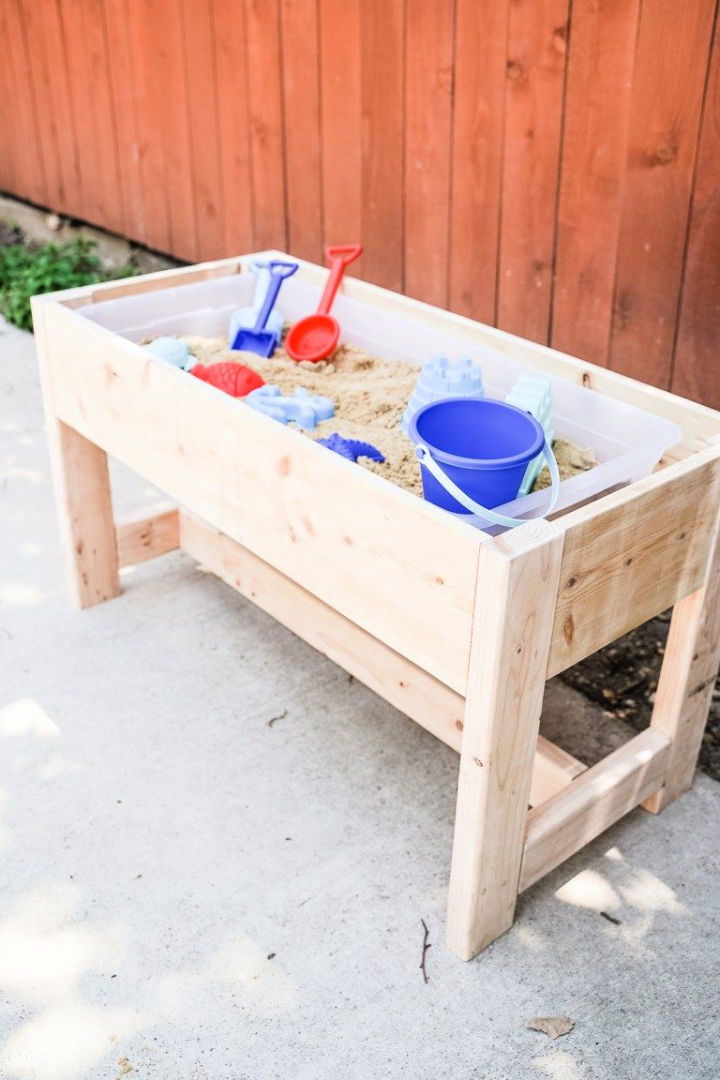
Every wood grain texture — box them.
[61,0,124,235]
[608,0,716,388]
[182,0,224,260]
[497,0,569,342]
[18,0,76,213]
[319,0,362,247]
[39,298,482,694]
[125,0,172,253]
[34,293,120,609]
[551,0,640,366]
[145,0,197,260]
[213,0,254,255]
[672,14,720,409]
[520,729,670,892]
[3,2,720,402]
[104,0,146,240]
[0,3,19,194]
[2,0,47,206]
[39,254,720,957]
[644,497,720,812]
[116,504,180,567]
[447,521,564,959]
[548,447,720,676]
[360,0,404,291]
[404,0,455,307]
[449,0,509,323]
[281,0,323,263]
[245,0,286,250]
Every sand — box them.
[181,335,596,498]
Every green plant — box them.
[0,237,137,331]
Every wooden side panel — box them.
[180,510,467,750]
[548,448,720,676]
[40,300,481,694]
[448,0,509,323]
[551,0,640,366]
[404,0,455,307]
[360,0,405,292]
[672,17,720,409]
[608,0,716,388]
[497,0,569,342]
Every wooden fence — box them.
[1,0,718,405]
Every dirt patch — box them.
[559,613,720,781]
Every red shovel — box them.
[286,244,363,363]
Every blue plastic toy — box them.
[145,337,194,370]
[505,374,554,494]
[245,385,334,430]
[409,398,546,516]
[231,260,298,357]
[228,260,285,344]
[401,355,483,433]
[316,433,385,463]
[409,397,561,529]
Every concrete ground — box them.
[1,314,719,1080]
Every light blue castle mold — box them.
[145,337,194,371]
[505,374,554,495]
[401,355,484,434]
[245,386,334,431]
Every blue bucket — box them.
[408,397,546,515]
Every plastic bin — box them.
[79,263,681,525]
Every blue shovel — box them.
[231,260,298,357]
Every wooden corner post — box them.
[643,496,720,813]
[33,298,121,609]
[446,520,564,960]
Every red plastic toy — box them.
[190,362,265,397]
[285,244,363,363]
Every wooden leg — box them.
[33,294,121,609]
[643,504,720,813]
[47,418,121,609]
[446,522,564,960]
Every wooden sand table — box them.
[183,336,597,497]
[36,252,720,963]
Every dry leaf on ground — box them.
[526,1016,575,1040]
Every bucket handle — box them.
[415,440,561,529]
